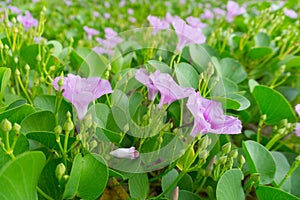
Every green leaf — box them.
[129,173,149,200]
[0,151,46,200]
[178,173,194,192]
[0,67,11,101]
[87,103,110,128]
[256,186,299,200]
[226,93,251,111]
[33,95,72,127]
[47,40,63,57]
[63,153,108,200]
[216,169,245,200]
[219,58,247,83]
[242,140,276,184]
[254,32,271,47]
[189,44,218,72]
[248,47,273,60]
[178,190,202,200]
[276,87,299,102]
[20,44,39,69]
[147,60,172,74]
[21,111,56,134]
[0,104,35,124]
[285,56,300,68]
[175,62,199,89]
[271,152,291,192]
[162,169,179,199]
[253,85,297,125]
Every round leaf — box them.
[175,62,199,89]
[256,186,299,200]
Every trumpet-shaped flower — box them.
[53,74,112,119]
[172,18,206,51]
[83,26,99,39]
[187,92,242,137]
[284,8,298,19]
[186,16,207,29]
[147,15,170,35]
[226,1,246,22]
[110,147,139,160]
[135,69,194,107]
[17,11,38,30]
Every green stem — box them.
[36,186,54,200]
[17,75,33,105]
[257,115,266,143]
[277,159,300,188]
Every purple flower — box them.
[165,12,180,24]
[127,8,134,15]
[296,104,300,116]
[135,69,194,107]
[201,9,214,19]
[129,16,136,23]
[32,0,40,3]
[110,147,139,160]
[172,18,206,51]
[53,74,113,119]
[65,0,72,6]
[93,11,100,18]
[284,8,298,19]
[147,15,170,35]
[226,0,246,22]
[119,0,126,7]
[104,13,111,19]
[104,27,117,38]
[213,8,226,17]
[104,1,110,8]
[17,11,38,30]
[8,6,21,14]
[187,92,242,137]
[186,16,207,29]
[295,104,300,136]
[180,0,186,4]
[83,26,99,39]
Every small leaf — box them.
[147,60,172,74]
[254,32,271,47]
[0,151,46,200]
[0,67,11,101]
[256,186,299,200]
[271,152,291,192]
[216,169,245,200]
[175,62,199,89]
[219,58,247,83]
[178,190,202,200]
[21,111,56,134]
[242,140,276,184]
[249,47,273,60]
[253,85,297,125]
[0,104,35,124]
[128,173,149,200]
[162,169,179,199]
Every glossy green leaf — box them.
[256,186,299,200]
[0,104,35,124]
[276,87,299,102]
[219,58,247,83]
[285,56,300,68]
[271,152,291,192]
[178,190,202,200]
[189,44,218,72]
[216,169,244,200]
[0,151,46,200]
[162,169,179,199]
[248,47,273,60]
[47,40,63,57]
[21,111,56,134]
[63,153,108,199]
[175,62,199,89]
[253,85,297,125]
[147,60,172,74]
[129,173,149,200]
[242,140,276,184]
[0,67,11,102]
[20,44,39,69]
[255,32,271,47]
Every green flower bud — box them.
[1,119,12,132]
[11,17,16,24]
[199,150,209,160]
[157,136,163,144]
[89,140,98,150]
[36,54,41,62]
[222,143,231,154]
[250,173,260,182]
[238,155,245,168]
[13,123,21,132]
[229,149,238,158]
[15,69,20,76]
[295,155,300,165]
[84,114,93,128]
[64,119,74,132]
[55,163,66,181]
[25,64,30,71]
[49,65,55,71]
[54,125,62,134]
[219,155,227,165]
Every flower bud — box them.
[54,125,62,134]
[219,155,227,165]
[222,143,231,154]
[55,163,66,181]
[13,123,21,132]
[15,69,20,76]
[84,114,93,128]
[229,149,238,158]
[1,119,12,132]
[89,140,98,150]
[157,136,163,144]
[199,150,209,160]
[64,119,74,132]
[25,64,30,71]
[238,155,245,168]
[36,54,41,62]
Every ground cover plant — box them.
[0,0,300,199]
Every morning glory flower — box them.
[53,74,113,119]
[213,8,226,17]
[110,147,139,160]
[8,6,21,14]
[284,8,298,19]
[147,15,170,35]
[201,9,214,19]
[135,69,194,107]
[165,12,180,24]
[104,13,111,19]
[172,18,206,52]
[83,26,99,39]
[226,0,246,22]
[187,92,242,137]
[128,8,134,15]
[295,104,300,136]
[186,16,207,29]
[17,11,38,30]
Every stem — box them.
[277,160,300,188]
[265,134,284,150]
[36,186,54,200]
[256,115,266,143]
[17,75,33,105]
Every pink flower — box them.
[129,16,136,23]
[17,11,38,30]
[110,147,139,160]
[93,11,100,18]
[172,18,206,51]
[53,74,113,119]
[187,92,242,137]
[8,6,21,14]
[165,12,180,24]
[213,8,226,17]
[284,8,298,19]
[104,13,111,19]
[295,104,300,136]
[135,69,194,107]
[186,16,207,29]
[201,9,214,19]
[147,15,170,35]
[83,26,99,39]
[226,0,246,22]
[127,8,134,15]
